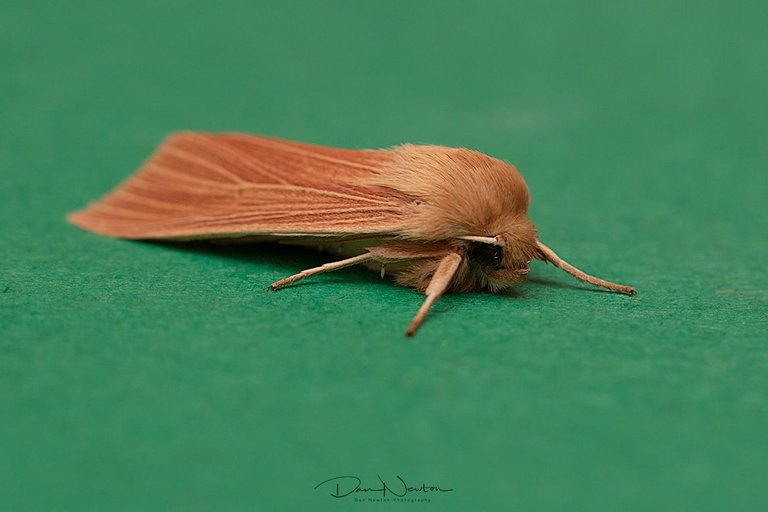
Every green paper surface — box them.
[2,1,767,510]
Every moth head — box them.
[460,216,539,291]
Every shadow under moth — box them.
[69,132,636,336]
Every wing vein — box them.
[163,146,248,184]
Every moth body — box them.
[69,132,635,335]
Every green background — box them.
[2,1,767,510]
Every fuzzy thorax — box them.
[369,144,540,291]
[371,144,533,240]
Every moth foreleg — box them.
[269,253,373,290]
[405,252,463,337]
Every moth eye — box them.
[468,243,504,269]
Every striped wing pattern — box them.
[68,133,409,239]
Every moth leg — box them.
[406,252,463,337]
[535,241,636,295]
[269,253,372,290]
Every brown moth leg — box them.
[269,253,373,290]
[270,242,456,291]
[406,252,463,337]
[535,241,636,296]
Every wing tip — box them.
[67,206,96,231]
[67,205,147,239]
[67,206,117,238]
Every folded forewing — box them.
[68,132,410,239]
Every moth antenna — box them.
[458,235,503,246]
[269,253,372,290]
[535,241,636,296]
[406,253,463,337]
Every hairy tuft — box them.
[370,145,531,241]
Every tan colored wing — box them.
[68,132,411,239]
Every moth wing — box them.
[68,132,410,240]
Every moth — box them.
[69,132,635,336]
